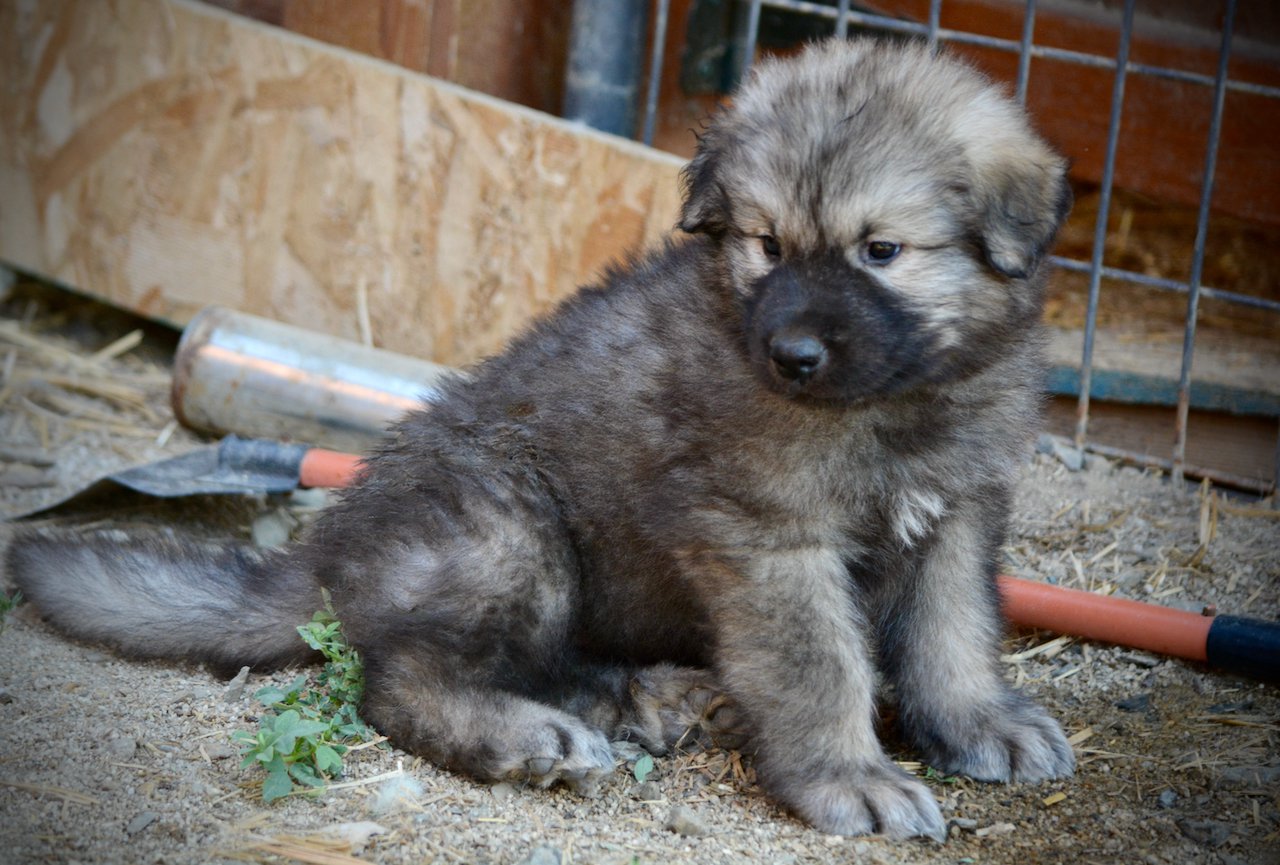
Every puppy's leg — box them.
[363,658,735,792]
[361,647,615,793]
[326,471,621,793]
[690,548,945,841]
[877,497,1075,783]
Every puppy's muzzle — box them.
[743,252,937,403]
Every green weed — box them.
[233,594,377,802]
[923,765,959,785]
[0,590,21,636]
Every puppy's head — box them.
[680,39,1070,403]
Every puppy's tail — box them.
[5,530,320,672]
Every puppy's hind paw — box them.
[624,664,747,754]
[783,760,946,842]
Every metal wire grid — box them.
[634,0,1279,496]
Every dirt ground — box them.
[0,276,1277,865]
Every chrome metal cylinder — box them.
[172,307,455,452]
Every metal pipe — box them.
[1173,0,1236,483]
[563,0,647,137]
[738,0,764,82]
[1048,256,1280,313]
[1075,0,1136,448]
[641,0,671,147]
[835,0,851,39]
[1015,0,1037,105]
[927,0,942,52]
[172,307,455,453]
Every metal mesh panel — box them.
[634,0,1278,495]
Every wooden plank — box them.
[271,0,573,118]
[1045,326,1280,418]
[0,0,684,366]
[1043,397,1276,488]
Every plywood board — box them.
[0,0,686,366]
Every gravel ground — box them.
[1,278,1277,865]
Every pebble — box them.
[1218,855,1257,865]
[126,811,158,835]
[203,741,236,760]
[1156,789,1177,808]
[251,510,295,548]
[104,736,137,760]
[1036,434,1084,471]
[0,464,54,488]
[188,779,221,798]
[1216,765,1280,788]
[1116,651,1162,668]
[288,487,331,510]
[665,804,709,837]
[1115,693,1151,713]
[634,780,662,801]
[1084,453,1113,474]
[222,666,251,703]
[0,686,14,704]
[517,846,561,865]
[1177,819,1232,848]
[491,781,518,801]
[974,822,1016,837]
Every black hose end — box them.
[1205,615,1280,684]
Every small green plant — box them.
[233,594,376,802]
[632,753,655,784]
[923,765,959,785]
[0,590,21,636]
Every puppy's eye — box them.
[759,235,782,258]
[865,240,901,263]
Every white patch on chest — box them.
[892,488,947,547]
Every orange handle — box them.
[997,574,1212,662]
[298,448,365,489]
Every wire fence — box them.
[631,0,1279,496]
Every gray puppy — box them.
[8,38,1075,840]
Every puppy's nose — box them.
[769,333,827,381]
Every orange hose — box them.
[997,574,1212,662]
[298,448,364,490]
[294,448,1216,663]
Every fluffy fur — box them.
[8,39,1076,840]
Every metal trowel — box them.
[11,435,363,519]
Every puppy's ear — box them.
[679,134,731,236]
[978,155,1072,279]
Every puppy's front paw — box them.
[783,760,945,841]
[916,692,1075,783]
